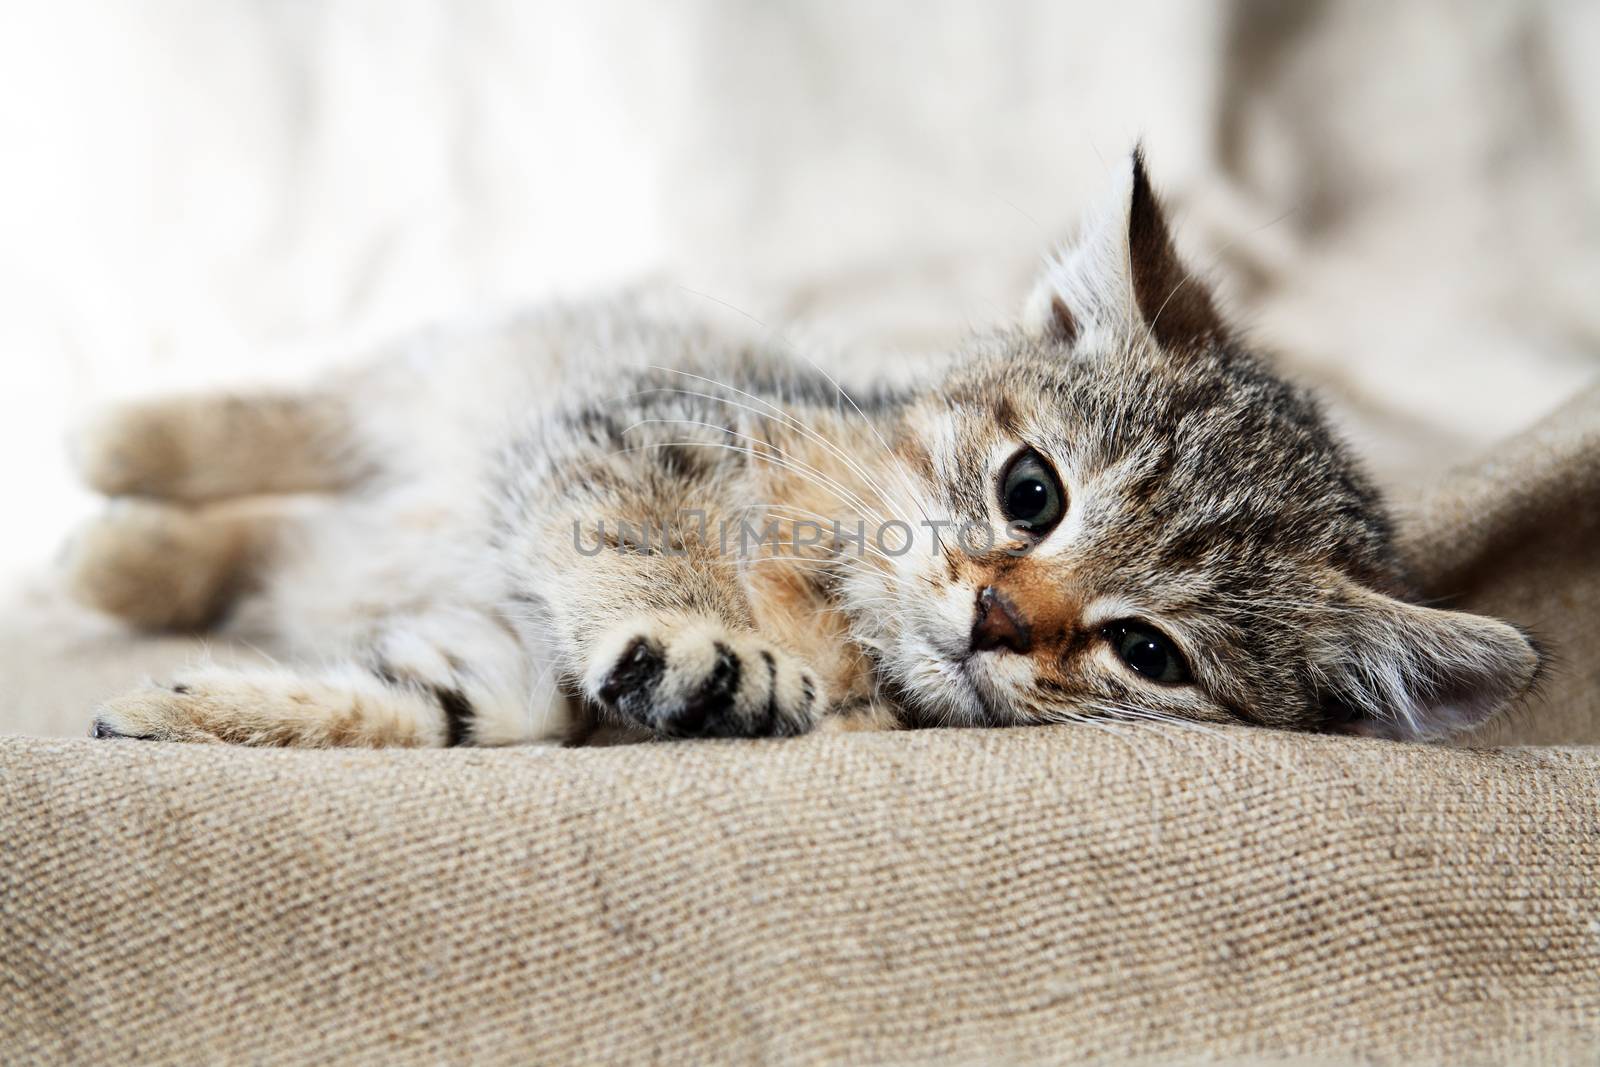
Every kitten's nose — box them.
[971,586,1032,655]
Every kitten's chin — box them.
[891,635,1018,728]
[956,654,1028,726]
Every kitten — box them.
[71,152,1540,747]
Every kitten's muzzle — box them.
[971,586,1033,655]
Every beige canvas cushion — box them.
[3,729,1598,1066]
[3,386,1599,1064]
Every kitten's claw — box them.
[89,717,146,740]
[588,620,822,739]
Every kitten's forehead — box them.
[926,332,1401,596]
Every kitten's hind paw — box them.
[62,501,249,632]
[585,619,823,739]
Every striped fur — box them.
[73,153,1538,747]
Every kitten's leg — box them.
[90,606,564,747]
[90,664,456,747]
[63,498,284,631]
[506,400,840,739]
[74,391,360,503]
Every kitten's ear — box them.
[1315,586,1542,742]
[1023,148,1226,353]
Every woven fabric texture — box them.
[2,367,1598,1067]
[2,730,1597,1066]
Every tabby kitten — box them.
[73,152,1539,747]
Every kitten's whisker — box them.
[705,536,887,572]
[1223,600,1364,618]
[1039,708,1160,778]
[631,366,936,565]
[624,381,900,525]
[613,423,889,527]
[629,370,897,515]
[619,416,891,525]
[1089,699,1308,782]
[612,440,880,529]
[618,384,859,481]
[658,290,932,528]
[807,367,937,532]
[523,655,566,731]
[1079,701,1231,787]
[729,502,904,566]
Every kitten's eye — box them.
[999,449,1065,534]
[1102,621,1191,685]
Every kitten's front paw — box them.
[586,620,823,739]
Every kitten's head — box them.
[845,150,1540,741]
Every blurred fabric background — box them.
[1,1,1597,732]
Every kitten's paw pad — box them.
[588,621,821,739]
